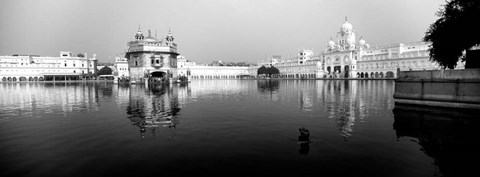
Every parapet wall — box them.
[398,69,480,79]
[394,69,480,109]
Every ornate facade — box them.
[117,27,257,82]
[124,28,179,83]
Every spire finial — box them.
[138,24,141,31]
[345,16,347,22]
[155,29,157,39]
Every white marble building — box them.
[268,17,465,79]
[0,51,97,82]
[269,49,324,79]
[114,57,129,79]
[356,42,464,78]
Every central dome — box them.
[341,21,352,33]
[340,16,353,33]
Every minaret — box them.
[135,25,143,40]
[166,28,174,43]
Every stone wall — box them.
[394,69,480,109]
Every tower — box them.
[338,16,356,50]
[135,25,144,40]
[166,28,174,45]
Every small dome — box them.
[328,40,335,48]
[359,39,366,46]
[340,17,353,33]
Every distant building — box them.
[114,57,129,78]
[265,17,465,79]
[0,51,97,82]
[322,17,464,78]
[270,49,324,79]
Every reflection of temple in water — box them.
[259,80,394,139]
[126,84,186,139]
[322,80,393,138]
[393,105,480,177]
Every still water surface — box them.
[0,80,479,176]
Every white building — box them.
[114,57,129,79]
[0,51,97,82]
[267,17,465,79]
[188,65,250,79]
[270,49,324,79]
[356,42,464,78]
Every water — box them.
[1,80,479,177]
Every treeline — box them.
[257,65,279,77]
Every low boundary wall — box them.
[394,69,480,109]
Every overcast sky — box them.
[0,0,444,63]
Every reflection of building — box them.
[393,105,480,177]
[126,85,182,138]
[0,82,102,116]
[1,51,98,82]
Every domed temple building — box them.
[125,27,180,83]
[115,27,252,84]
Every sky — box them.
[0,0,445,63]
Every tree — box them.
[266,66,280,77]
[77,53,85,58]
[257,66,267,75]
[257,65,279,77]
[98,66,113,75]
[424,0,480,69]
